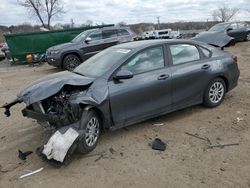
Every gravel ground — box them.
[0,42,250,188]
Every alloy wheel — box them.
[208,81,225,104]
[247,33,250,41]
[85,117,100,147]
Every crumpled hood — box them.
[48,42,74,51]
[192,31,234,47]
[18,71,94,105]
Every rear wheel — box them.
[245,32,250,41]
[203,78,226,107]
[63,54,81,71]
[77,110,101,154]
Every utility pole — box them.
[70,18,75,28]
[157,16,160,30]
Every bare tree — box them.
[212,5,239,22]
[19,0,65,29]
[117,21,127,27]
[85,20,93,26]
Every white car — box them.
[0,51,5,61]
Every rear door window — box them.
[118,29,130,36]
[198,46,211,58]
[169,44,200,65]
[237,23,246,29]
[230,23,238,30]
[102,30,118,39]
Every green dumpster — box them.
[4,24,114,64]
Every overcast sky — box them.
[0,0,249,26]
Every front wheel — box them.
[77,110,101,154]
[63,54,81,71]
[203,78,226,107]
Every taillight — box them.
[232,55,237,63]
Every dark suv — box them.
[46,27,134,70]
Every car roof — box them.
[110,39,205,50]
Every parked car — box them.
[3,39,239,162]
[0,43,6,61]
[4,24,113,64]
[193,22,250,47]
[0,50,5,61]
[46,27,134,71]
[153,29,172,39]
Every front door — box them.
[82,30,105,59]
[108,46,172,127]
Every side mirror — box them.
[227,28,233,32]
[85,37,92,43]
[114,69,133,80]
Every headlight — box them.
[50,50,60,55]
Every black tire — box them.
[203,78,226,107]
[62,54,81,71]
[77,110,101,154]
[245,32,250,42]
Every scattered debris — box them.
[185,132,212,145]
[208,143,239,149]
[151,138,167,151]
[236,117,244,123]
[109,147,116,155]
[94,154,104,162]
[42,127,79,163]
[0,162,24,172]
[185,132,239,149]
[19,167,44,179]
[1,136,6,139]
[18,150,33,160]
[153,122,164,126]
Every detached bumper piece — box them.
[36,124,85,167]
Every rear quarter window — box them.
[118,29,130,36]
[169,44,200,65]
[198,46,212,58]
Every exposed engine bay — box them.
[25,85,85,129]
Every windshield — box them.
[71,30,94,43]
[74,48,132,77]
[209,23,229,32]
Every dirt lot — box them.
[0,42,250,188]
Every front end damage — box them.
[2,71,109,166]
[2,86,88,165]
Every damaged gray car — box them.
[193,22,250,48]
[2,40,240,164]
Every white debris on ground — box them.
[42,128,79,162]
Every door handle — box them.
[201,64,210,69]
[157,74,169,80]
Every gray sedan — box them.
[3,40,240,160]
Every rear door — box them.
[117,29,133,43]
[108,45,172,127]
[102,29,119,48]
[167,43,212,109]
[237,23,248,39]
[227,23,244,40]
